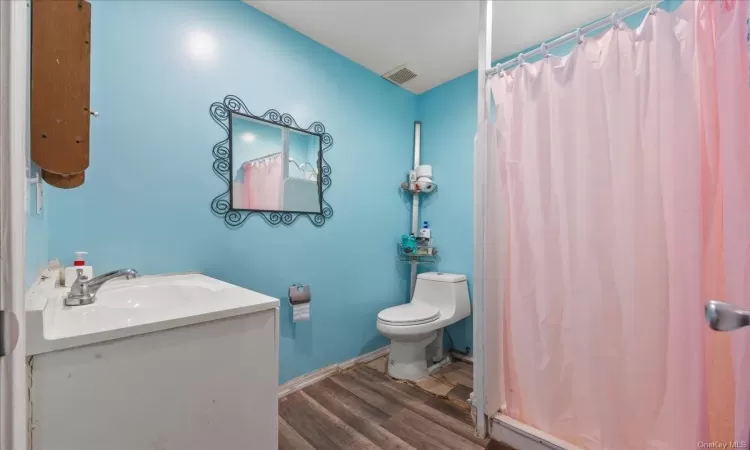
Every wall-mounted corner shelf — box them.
[398,243,438,264]
[400,182,437,195]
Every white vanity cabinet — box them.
[27,273,279,450]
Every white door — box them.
[0,2,11,448]
[0,1,29,449]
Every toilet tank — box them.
[412,272,470,321]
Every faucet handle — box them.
[70,269,90,297]
[75,268,88,282]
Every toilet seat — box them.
[377,303,439,326]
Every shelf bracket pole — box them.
[27,166,42,215]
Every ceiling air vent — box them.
[383,65,417,86]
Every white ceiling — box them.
[246,1,641,94]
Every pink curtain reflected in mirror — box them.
[233,154,282,210]
[488,1,750,448]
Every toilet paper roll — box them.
[417,165,432,179]
[292,303,310,322]
[416,179,435,192]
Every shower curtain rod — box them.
[245,151,281,164]
[486,0,654,77]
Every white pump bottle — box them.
[64,251,94,288]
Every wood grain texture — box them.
[279,391,376,449]
[279,417,315,450]
[382,409,473,450]
[304,383,415,449]
[351,366,489,447]
[317,378,394,424]
[329,372,405,416]
[435,361,474,388]
[485,439,517,450]
[447,383,473,404]
[41,170,84,189]
[297,390,382,449]
[355,366,434,402]
[31,0,91,176]
[424,395,473,426]
[279,361,515,449]
[392,408,485,450]
[416,374,454,396]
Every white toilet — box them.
[377,272,470,381]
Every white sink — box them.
[26,272,279,355]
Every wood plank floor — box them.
[279,363,514,450]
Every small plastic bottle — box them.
[407,234,418,252]
[419,221,431,240]
[64,251,93,287]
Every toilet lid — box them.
[378,303,440,326]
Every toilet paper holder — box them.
[288,284,311,305]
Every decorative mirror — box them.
[209,95,332,227]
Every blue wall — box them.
[416,76,477,354]
[46,0,416,383]
[26,165,48,287]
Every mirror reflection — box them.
[230,112,321,213]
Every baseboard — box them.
[490,414,582,450]
[278,346,389,398]
[449,350,473,364]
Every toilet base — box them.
[386,331,437,381]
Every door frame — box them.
[0,1,29,449]
[473,0,493,439]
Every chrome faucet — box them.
[65,268,138,306]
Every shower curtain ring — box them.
[649,1,658,14]
[517,52,525,66]
[611,12,620,29]
[541,42,550,58]
[575,28,583,44]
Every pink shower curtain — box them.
[488,1,750,448]
[241,155,282,210]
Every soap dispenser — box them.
[64,251,93,287]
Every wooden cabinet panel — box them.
[41,170,84,189]
[31,0,91,184]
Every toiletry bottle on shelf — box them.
[407,233,418,252]
[419,221,431,240]
[401,234,412,253]
[64,251,93,287]
[419,221,431,245]
[418,222,432,255]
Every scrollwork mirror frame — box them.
[209,95,333,227]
